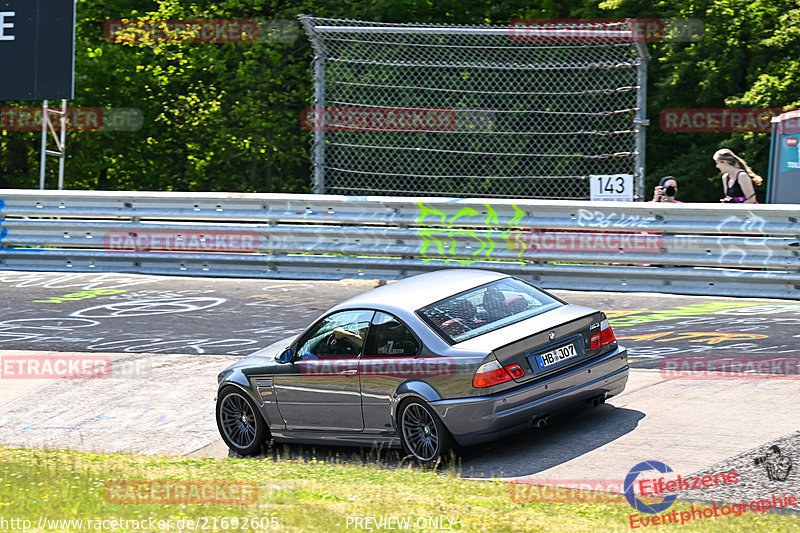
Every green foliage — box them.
[1,0,798,201]
[629,0,800,202]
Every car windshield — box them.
[417,277,563,343]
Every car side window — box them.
[295,310,374,360]
[364,312,420,357]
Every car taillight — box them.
[590,319,616,350]
[505,363,525,379]
[473,360,513,388]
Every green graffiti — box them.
[416,203,525,262]
[485,204,499,226]
[419,229,487,264]
[481,204,501,258]
[416,203,449,225]
[510,204,524,227]
[448,207,479,224]
[419,229,446,256]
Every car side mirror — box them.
[278,349,294,364]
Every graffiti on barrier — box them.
[715,213,774,272]
[576,209,655,229]
[415,203,522,263]
[413,203,666,261]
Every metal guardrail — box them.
[1,189,798,299]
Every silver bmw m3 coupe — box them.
[215,269,628,462]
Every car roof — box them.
[332,269,510,314]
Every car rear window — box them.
[417,278,563,343]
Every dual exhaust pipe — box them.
[530,394,606,428]
[590,394,606,407]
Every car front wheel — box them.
[216,387,269,455]
[398,399,452,464]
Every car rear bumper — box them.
[431,346,629,447]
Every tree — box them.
[2,0,798,201]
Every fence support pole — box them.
[634,43,650,202]
[312,55,326,194]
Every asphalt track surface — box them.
[0,271,798,508]
[1,270,799,365]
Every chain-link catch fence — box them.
[299,16,649,199]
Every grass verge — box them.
[1,446,798,532]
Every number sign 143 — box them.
[590,174,634,201]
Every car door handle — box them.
[340,369,358,376]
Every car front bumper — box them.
[431,346,629,447]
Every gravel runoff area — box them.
[660,429,799,514]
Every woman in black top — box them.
[713,149,762,204]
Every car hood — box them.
[222,335,296,370]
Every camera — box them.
[754,445,782,466]
[664,185,676,197]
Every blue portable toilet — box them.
[767,110,800,203]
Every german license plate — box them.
[536,343,577,369]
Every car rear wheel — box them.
[399,399,452,464]
[216,387,269,455]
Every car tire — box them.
[398,398,452,464]
[216,387,269,456]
